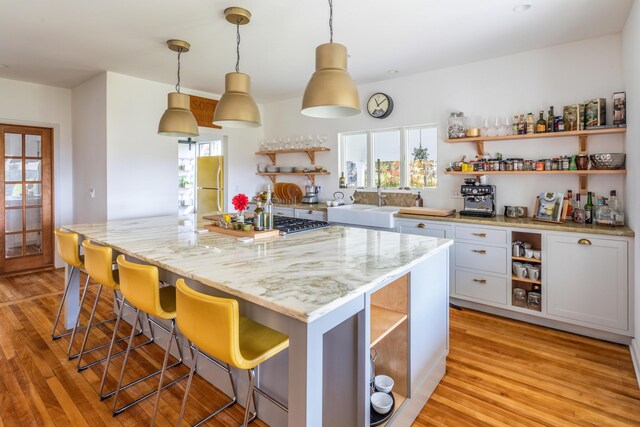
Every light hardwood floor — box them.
[0,270,638,426]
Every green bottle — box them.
[584,192,593,224]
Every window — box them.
[340,124,437,189]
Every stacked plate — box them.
[274,182,303,202]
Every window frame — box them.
[339,123,437,190]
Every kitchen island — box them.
[63,215,452,426]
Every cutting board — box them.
[398,207,456,217]
[204,223,280,239]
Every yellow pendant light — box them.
[213,7,262,128]
[158,40,199,137]
[301,0,360,118]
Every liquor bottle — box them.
[264,185,274,230]
[566,190,574,219]
[518,114,526,134]
[610,190,625,226]
[339,172,347,189]
[512,115,519,135]
[584,191,593,224]
[547,106,555,132]
[526,113,535,134]
[253,201,264,231]
[415,191,424,207]
[536,111,546,133]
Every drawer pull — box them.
[472,233,487,237]
[472,249,487,254]
[417,223,426,229]
[578,238,592,245]
[473,279,487,284]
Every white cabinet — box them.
[395,219,452,239]
[546,234,628,331]
[455,270,507,305]
[272,206,295,217]
[294,208,327,221]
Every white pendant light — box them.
[213,7,262,128]
[301,0,360,118]
[158,40,199,137]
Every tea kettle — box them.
[512,241,525,257]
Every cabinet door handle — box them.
[472,249,487,254]
[578,238,592,245]
[472,233,487,237]
[473,279,487,284]
[417,223,426,229]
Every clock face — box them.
[367,93,394,118]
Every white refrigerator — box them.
[196,156,224,213]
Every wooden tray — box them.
[397,207,456,217]
[204,223,280,239]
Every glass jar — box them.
[535,160,545,171]
[514,158,524,171]
[513,288,527,307]
[505,160,515,171]
[523,160,534,171]
[489,159,500,171]
[448,112,466,139]
[561,156,570,170]
[527,292,542,311]
[551,158,560,170]
[544,159,552,171]
[499,161,506,171]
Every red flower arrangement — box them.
[231,193,249,212]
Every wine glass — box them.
[481,118,489,137]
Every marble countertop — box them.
[395,213,635,237]
[64,215,452,322]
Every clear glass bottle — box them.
[415,191,424,207]
[264,185,274,230]
[253,201,264,231]
[610,190,625,226]
[339,172,347,188]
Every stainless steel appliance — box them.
[272,216,329,234]
[302,184,321,204]
[459,184,496,217]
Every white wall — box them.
[72,73,107,223]
[263,34,625,213]
[0,77,73,267]
[104,72,263,220]
[623,0,640,377]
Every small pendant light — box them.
[158,40,199,137]
[213,7,262,128]
[301,0,360,118]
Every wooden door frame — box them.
[0,124,54,274]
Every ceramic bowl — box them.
[371,392,393,414]
[279,166,294,173]
[374,375,394,393]
[266,166,279,173]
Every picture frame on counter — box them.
[613,91,626,125]
[532,192,568,224]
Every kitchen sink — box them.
[327,204,400,229]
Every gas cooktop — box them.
[272,215,329,234]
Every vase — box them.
[236,210,245,223]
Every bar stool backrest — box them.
[116,255,162,317]
[176,279,244,368]
[82,240,118,290]
[54,229,83,268]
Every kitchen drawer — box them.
[455,225,507,245]
[455,270,507,305]
[295,208,327,221]
[273,207,295,217]
[455,242,507,274]
[395,219,451,239]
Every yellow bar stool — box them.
[52,229,92,342]
[102,255,188,416]
[168,279,289,427]
[74,241,149,371]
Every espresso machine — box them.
[459,184,496,217]
[302,184,321,204]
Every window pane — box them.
[373,130,401,188]
[25,135,41,157]
[4,133,22,156]
[26,207,42,230]
[408,127,438,188]
[26,183,42,206]
[5,159,22,181]
[5,234,22,258]
[6,209,22,232]
[25,159,41,181]
[344,133,368,187]
[25,232,42,255]
[5,184,22,207]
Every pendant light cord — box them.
[328,0,333,43]
[235,21,241,72]
[175,49,182,93]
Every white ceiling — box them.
[0,0,633,103]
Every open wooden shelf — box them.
[512,256,542,264]
[445,169,626,176]
[256,171,330,185]
[445,127,626,155]
[512,276,541,285]
[370,305,407,347]
[255,147,330,165]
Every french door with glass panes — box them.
[0,125,53,274]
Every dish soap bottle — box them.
[339,172,347,188]
[415,191,424,207]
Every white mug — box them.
[532,250,541,260]
[515,265,528,278]
[524,249,534,259]
[527,266,540,281]
[479,175,489,185]
[512,261,522,275]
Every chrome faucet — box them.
[376,158,385,207]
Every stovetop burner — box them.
[272,215,329,234]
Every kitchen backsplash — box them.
[353,191,417,207]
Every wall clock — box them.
[367,93,394,119]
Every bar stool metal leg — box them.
[51,266,76,340]
[150,319,179,426]
[66,274,92,358]
[241,368,257,427]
